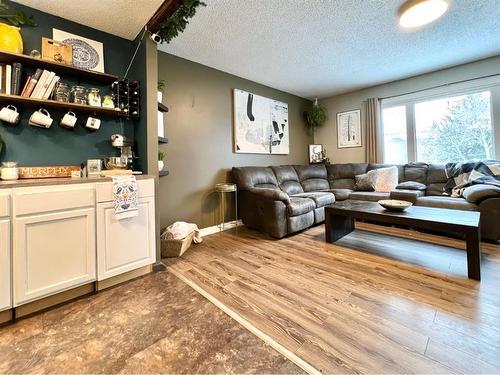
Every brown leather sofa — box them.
[232,163,500,241]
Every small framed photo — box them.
[309,144,324,164]
[337,109,361,148]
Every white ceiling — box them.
[13,0,164,40]
[159,0,500,99]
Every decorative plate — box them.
[378,199,413,211]
[63,38,100,70]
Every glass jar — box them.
[102,95,114,109]
[53,82,70,102]
[87,88,101,107]
[1,161,18,180]
[70,85,87,105]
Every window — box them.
[382,86,497,164]
[382,105,408,164]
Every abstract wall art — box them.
[233,89,289,154]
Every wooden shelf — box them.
[158,136,168,144]
[158,102,169,112]
[159,170,169,177]
[0,94,121,117]
[0,50,118,84]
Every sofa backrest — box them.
[293,165,330,192]
[326,163,368,190]
[402,162,428,184]
[231,167,279,190]
[271,166,304,195]
[426,164,447,196]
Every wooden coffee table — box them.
[325,200,481,280]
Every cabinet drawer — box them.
[14,185,95,216]
[96,178,154,203]
[0,192,11,218]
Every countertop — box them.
[0,174,154,189]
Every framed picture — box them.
[309,144,324,164]
[233,89,289,154]
[337,109,361,148]
[53,29,104,72]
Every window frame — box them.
[381,76,500,163]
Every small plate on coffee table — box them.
[378,199,412,211]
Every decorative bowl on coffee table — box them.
[378,199,412,211]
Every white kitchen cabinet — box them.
[96,179,156,280]
[0,191,11,311]
[13,185,96,306]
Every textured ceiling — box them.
[160,0,500,99]
[12,0,164,40]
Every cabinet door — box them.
[0,219,11,311]
[97,196,156,280]
[13,208,96,306]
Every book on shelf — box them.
[11,62,22,95]
[0,64,12,95]
[42,75,59,100]
[22,68,42,97]
[31,69,51,99]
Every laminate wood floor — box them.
[166,223,500,374]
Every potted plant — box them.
[157,80,165,102]
[0,0,36,53]
[305,98,328,137]
[158,150,165,171]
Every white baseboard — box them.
[199,220,243,237]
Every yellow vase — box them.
[0,23,23,54]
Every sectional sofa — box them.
[232,163,500,241]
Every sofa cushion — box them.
[292,192,335,208]
[415,196,477,211]
[326,163,368,179]
[390,189,424,204]
[232,167,278,190]
[349,191,391,202]
[427,164,447,184]
[463,184,500,204]
[426,183,447,196]
[294,165,330,192]
[403,162,428,184]
[330,178,355,190]
[396,181,427,191]
[288,211,314,234]
[287,197,316,216]
[271,166,304,195]
[329,189,353,201]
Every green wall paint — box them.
[157,52,313,229]
[0,1,139,166]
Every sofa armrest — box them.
[463,184,500,204]
[390,189,424,204]
[247,187,291,204]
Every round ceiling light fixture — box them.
[399,0,449,28]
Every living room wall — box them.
[316,55,500,163]
[157,52,312,229]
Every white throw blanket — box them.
[161,221,203,243]
[112,175,138,220]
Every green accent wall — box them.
[157,52,313,229]
[0,1,141,167]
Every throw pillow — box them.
[354,172,375,191]
[463,184,500,204]
[396,181,427,191]
[373,166,399,192]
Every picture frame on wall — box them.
[309,144,324,164]
[337,109,361,148]
[233,89,289,154]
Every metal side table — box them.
[215,183,238,232]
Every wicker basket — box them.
[161,231,195,258]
